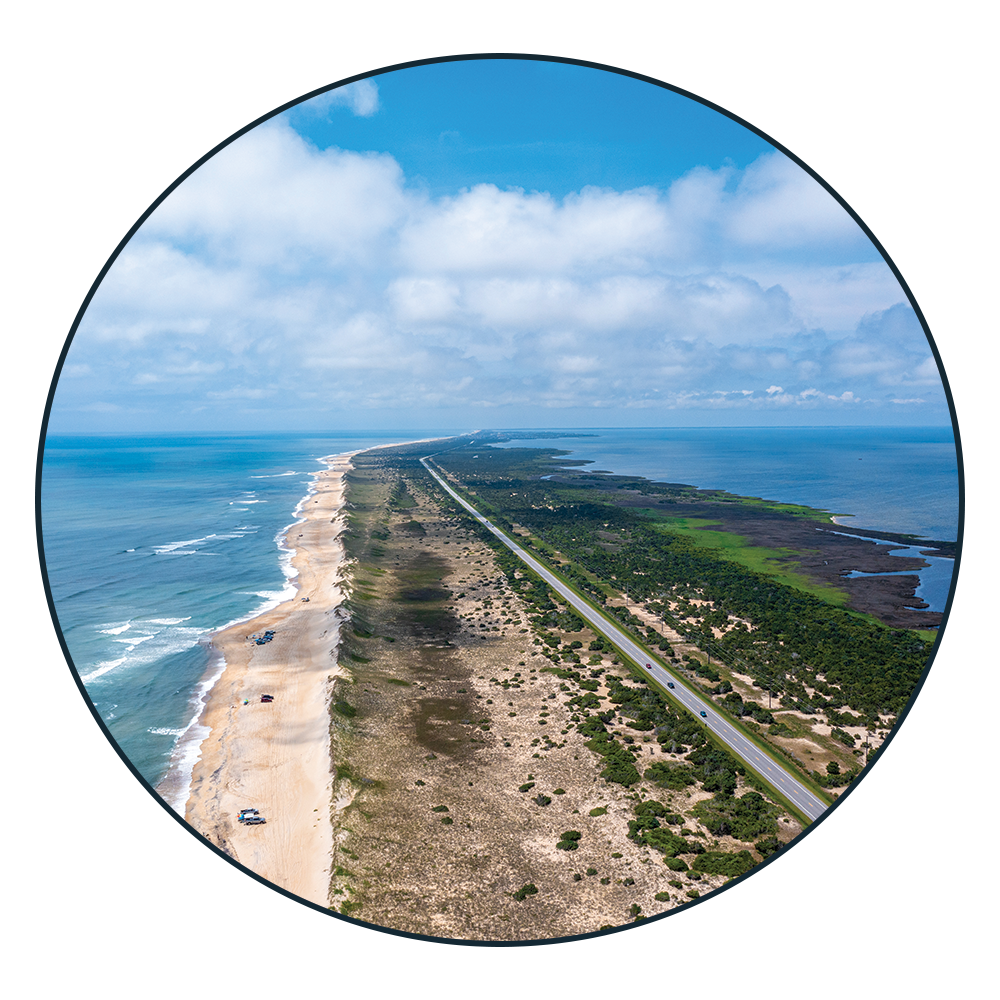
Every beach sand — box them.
[181,453,354,908]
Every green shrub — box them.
[654,891,671,902]
[644,762,698,790]
[692,791,779,841]
[586,867,598,876]
[518,782,536,792]
[513,883,538,901]
[755,836,781,858]
[663,857,689,872]
[333,700,357,718]
[589,806,608,817]
[553,788,566,795]
[692,850,756,878]
[431,805,449,813]
[440,816,453,824]
[685,889,700,899]
[535,794,552,807]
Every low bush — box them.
[644,762,698,790]
[513,883,538,901]
[692,850,756,878]
[755,836,781,858]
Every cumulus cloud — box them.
[54,122,949,428]
[300,80,381,118]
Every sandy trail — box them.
[182,453,353,907]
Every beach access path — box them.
[183,453,354,907]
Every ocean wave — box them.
[98,621,132,635]
[148,726,185,736]
[81,625,206,684]
[230,499,267,504]
[81,657,127,683]
[156,645,228,814]
[249,471,298,478]
[145,617,192,625]
[152,532,246,555]
[112,633,157,647]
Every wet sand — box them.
[182,453,354,907]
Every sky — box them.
[49,58,951,432]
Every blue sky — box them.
[50,58,949,432]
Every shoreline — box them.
[175,451,356,906]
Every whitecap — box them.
[98,622,132,635]
[81,657,127,682]
[113,633,157,647]
[153,532,244,555]
[148,726,185,736]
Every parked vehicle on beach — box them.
[238,808,266,825]
[261,694,274,703]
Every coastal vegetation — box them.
[320,434,940,939]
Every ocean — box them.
[39,432,434,796]
[40,426,960,796]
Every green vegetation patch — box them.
[692,850,757,878]
[650,517,850,606]
[691,791,779,841]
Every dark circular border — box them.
[35,51,965,947]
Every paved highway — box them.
[421,456,828,823]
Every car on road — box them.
[667,682,674,689]
[699,710,707,717]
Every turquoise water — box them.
[40,432,441,793]
[40,426,960,797]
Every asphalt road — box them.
[421,456,829,823]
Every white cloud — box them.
[143,121,407,269]
[57,125,948,425]
[299,80,380,118]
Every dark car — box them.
[667,682,675,689]
[699,710,707,718]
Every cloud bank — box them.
[53,120,947,429]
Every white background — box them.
[4,2,993,995]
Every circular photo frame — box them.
[37,54,962,945]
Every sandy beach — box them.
[181,453,354,907]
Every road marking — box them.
[420,456,827,823]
